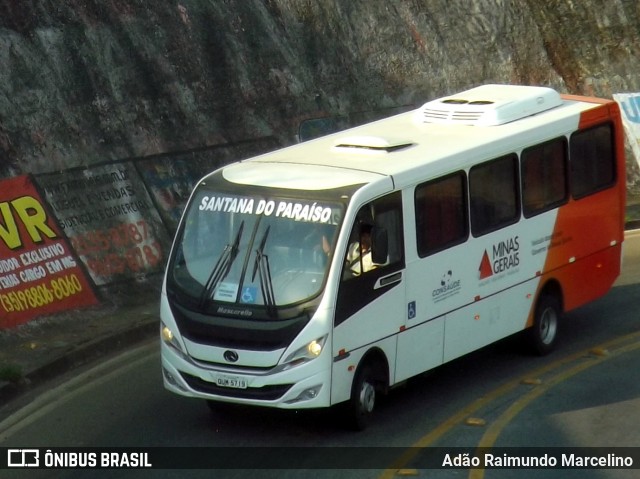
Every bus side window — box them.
[570,123,616,199]
[343,192,404,280]
[521,138,568,217]
[415,171,468,256]
[470,154,520,236]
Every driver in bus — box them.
[345,223,376,277]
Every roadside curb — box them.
[0,317,158,407]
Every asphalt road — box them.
[1,231,639,479]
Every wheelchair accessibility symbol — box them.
[408,301,416,320]
[241,286,258,304]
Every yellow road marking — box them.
[468,339,640,479]
[379,330,640,479]
[465,417,487,427]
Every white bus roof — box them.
[223,85,611,191]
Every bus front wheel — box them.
[349,363,377,431]
[528,293,561,356]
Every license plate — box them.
[214,374,248,389]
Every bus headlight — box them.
[161,324,174,342]
[282,335,328,369]
[161,323,186,357]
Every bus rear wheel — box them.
[528,293,561,356]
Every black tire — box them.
[528,293,561,356]
[348,363,377,431]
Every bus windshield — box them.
[169,190,342,315]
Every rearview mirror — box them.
[370,226,388,265]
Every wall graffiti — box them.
[35,163,171,286]
[136,138,280,232]
[1,140,280,328]
[136,158,207,232]
[0,175,98,328]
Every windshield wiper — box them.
[251,225,277,318]
[199,221,245,310]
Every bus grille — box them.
[180,372,293,400]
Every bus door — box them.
[394,174,471,383]
[332,192,406,385]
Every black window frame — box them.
[414,171,469,257]
[569,122,616,200]
[469,153,521,237]
[521,137,569,218]
[335,191,405,326]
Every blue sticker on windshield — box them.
[241,286,258,304]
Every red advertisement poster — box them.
[0,175,98,329]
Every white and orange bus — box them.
[160,84,626,429]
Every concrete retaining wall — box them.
[0,137,279,328]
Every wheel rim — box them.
[539,307,558,345]
[359,380,376,414]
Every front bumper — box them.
[161,342,332,409]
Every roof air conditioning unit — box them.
[416,84,563,126]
